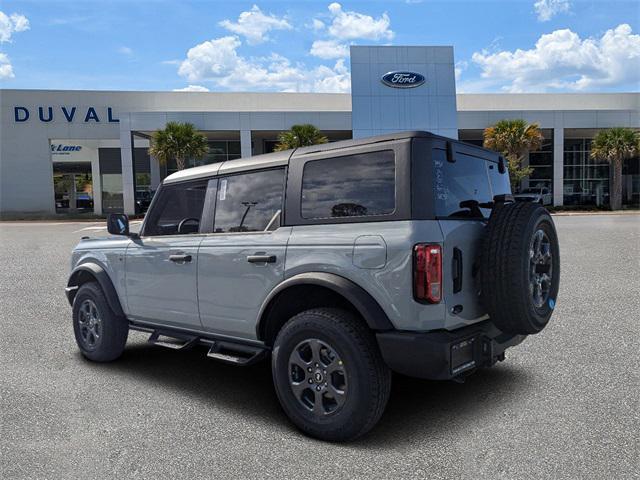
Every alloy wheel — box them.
[288,338,348,416]
[529,228,553,309]
[78,298,102,348]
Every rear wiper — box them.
[460,194,515,213]
[458,200,485,217]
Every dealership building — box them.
[1,46,638,216]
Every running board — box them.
[147,330,199,350]
[207,341,267,366]
[139,326,268,365]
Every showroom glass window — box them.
[214,169,285,233]
[301,151,396,219]
[144,181,208,236]
[528,129,553,191]
[563,138,610,207]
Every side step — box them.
[207,341,267,366]
[141,326,268,366]
[148,330,199,350]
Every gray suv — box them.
[66,131,560,441]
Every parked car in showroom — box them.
[65,131,560,442]
[514,186,553,205]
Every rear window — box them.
[301,150,395,219]
[433,148,500,218]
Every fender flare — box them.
[66,263,125,317]
[257,272,394,338]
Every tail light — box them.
[414,244,442,303]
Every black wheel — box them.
[480,202,560,335]
[272,308,391,442]
[72,282,128,362]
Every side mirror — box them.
[107,213,130,236]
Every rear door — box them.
[197,168,290,339]
[125,180,210,330]
[431,141,510,328]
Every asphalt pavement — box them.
[1,215,638,479]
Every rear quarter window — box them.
[301,150,396,219]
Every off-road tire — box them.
[272,308,391,442]
[480,202,560,335]
[72,282,128,362]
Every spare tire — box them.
[480,201,560,335]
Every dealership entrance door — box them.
[53,162,93,213]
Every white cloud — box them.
[0,52,14,79]
[178,36,243,82]
[471,24,640,92]
[310,39,349,59]
[118,46,133,56]
[325,3,393,41]
[311,18,325,31]
[534,0,570,22]
[173,85,210,92]
[177,35,350,93]
[219,5,291,45]
[0,11,29,43]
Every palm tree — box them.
[274,124,328,151]
[590,127,640,210]
[483,119,544,189]
[148,122,209,171]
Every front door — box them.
[125,179,209,330]
[198,168,289,339]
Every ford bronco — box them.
[66,131,560,441]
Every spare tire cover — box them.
[480,202,560,335]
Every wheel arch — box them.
[66,263,124,317]
[256,272,394,346]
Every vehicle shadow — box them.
[96,338,531,448]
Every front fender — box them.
[66,263,125,317]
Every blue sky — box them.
[0,0,638,93]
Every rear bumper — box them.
[376,320,525,380]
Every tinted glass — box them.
[214,169,285,233]
[145,181,207,235]
[301,151,395,219]
[144,181,207,236]
[433,149,495,218]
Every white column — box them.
[91,149,102,215]
[240,129,252,158]
[150,155,161,190]
[120,117,136,215]
[553,127,564,207]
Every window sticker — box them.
[219,179,227,201]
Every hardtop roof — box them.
[163,131,495,184]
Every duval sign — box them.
[381,71,426,88]
[14,106,119,123]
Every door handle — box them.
[169,254,192,263]
[247,254,276,264]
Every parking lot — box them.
[1,214,638,479]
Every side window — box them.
[301,150,395,219]
[214,169,285,233]
[144,181,207,236]
[433,149,493,218]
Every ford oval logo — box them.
[381,71,425,88]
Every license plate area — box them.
[451,337,476,375]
